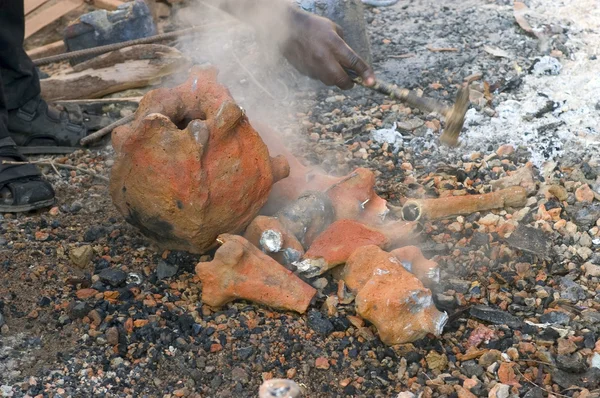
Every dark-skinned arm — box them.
[213,0,375,90]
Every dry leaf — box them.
[483,45,511,58]
[514,2,537,37]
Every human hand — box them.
[281,9,375,90]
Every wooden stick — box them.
[1,160,109,183]
[399,186,528,221]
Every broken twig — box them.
[1,160,109,183]
[426,46,459,52]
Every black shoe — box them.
[0,137,55,213]
[7,95,88,155]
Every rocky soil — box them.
[2,0,600,397]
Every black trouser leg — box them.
[0,0,41,111]
[0,70,11,141]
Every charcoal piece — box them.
[469,305,523,328]
[503,225,551,258]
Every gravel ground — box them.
[2,0,600,397]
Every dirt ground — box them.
[2,0,600,397]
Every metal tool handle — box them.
[345,68,449,116]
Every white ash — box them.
[371,127,404,146]
[457,1,600,168]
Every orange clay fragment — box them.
[296,219,418,277]
[355,265,447,345]
[401,186,527,221]
[342,245,447,345]
[390,246,440,288]
[195,234,316,314]
[110,66,289,253]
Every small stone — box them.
[576,184,595,203]
[448,222,463,232]
[435,293,456,308]
[84,226,107,242]
[312,278,328,290]
[584,262,600,277]
[506,347,519,361]
[479,349,502,367]
[69,301,91,319]
[0,386,13,397]
[557,338,578,355]
[445,278,471,294]
[69,201,83,213]
[76,288,98,299]
[110,357,124,368]
[156,260,178,280]
[540,311,570,325]
[307,310,334,336]
[426,351,448,371]
[315,357,330,370]
[231,367,249,384]
[577,246,593,260]
[461,360,484,377]
[454,385,477,398]
[488,383,510,398]
[580,233,594,248]
[99,268,127,287]
[591,352,600,369]
[556,353,586,373]
[106,327,119,345]
[323,295,338,317]
[560,277,586,302]
[34,231,49,241]
[49,206,60,216]
[69,245,94,268]
[88,309,102,326]
[479,213,501,226]
[496,144,515,157]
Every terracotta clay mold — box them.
[110,66,289,253]
[195,234,316,314]
[355,266,447,345]
[341,245,447,344]
[390,246,440,288]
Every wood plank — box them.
[25,0,51,15]
[40,45,190,101]
[90,0,124,11]
[25,0,84,39]
[26,40,65,60]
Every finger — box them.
[334,40,375,86]
[318,55,354,90]
[333,23,345,40]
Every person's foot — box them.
[0,137,55,213]
[7,95,88,155]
